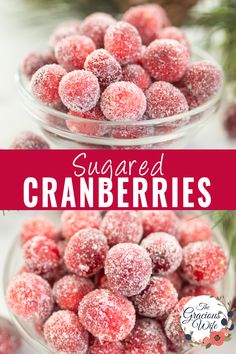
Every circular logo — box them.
[180,296,228,343]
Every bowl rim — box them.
[16,46,224,127]
[3,213,235,353]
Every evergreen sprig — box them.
[192,1,236,93]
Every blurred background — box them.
[1,0,236,148]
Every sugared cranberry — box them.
[139,210,179,237]
[101,210,143,247]
[21,52,49,79]
[64,228,108,277]
[180,61,223,100]
[124,318,167,354]
[23,236,60,275]
[122,64,151,91]
[20,216,57,244]
[48,20,81,54]
[177,214,212,247]
[55,35,96,71]
[166,272,183,293]
[101,81,146,122]
[132,277,178,319]
[141,232,183,275]
[224,102,236,138]
[164,297,193,352]
[104,21,142,65]
[105,243,152,297]
[7,273,54,322]
[79,289,136,342]
[59,70,100,112]
[111,124,154,140]
[88,339,124,354]
[84,49,122,87]
[123,4,170,44]
[158,26,189,48]
[61,210,102,239]
[31,64,66,106]
[146,82,189,120]
[81,12,116,48]
[180,241,227,285]
[143,39,190,82]
[0,317,21,354]
[181,284,218,298]
[44,310,89,354]
[53,274,94,312]
[67,106,108,137]
[10,131,50,150]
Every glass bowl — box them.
[3,216,234,354]
[16,48,223,149]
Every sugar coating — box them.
[48,20,81,53]
[101,81,147,122]
[53,274,94,312]
[55,35,95,72]
[44,310,89,354]
[20,216,57,244]
[61,210,102,239]
[141,232,183,275]
[78,289,136,342]
[81,12,116,48]
[104,21,142,65]
[7,273,54,322]
[123,4,169,45]
[64,228,108,277]
[158,26,189,48]
[88,339,124,354]
[84,49,122,87]
[164,296,193,352]
[132,277,178,319]
[10,131,50,150]
[177,214,213,247]
[180,61,223,100]
[181,284,218,298]
[124,318,167,354]
[111,124,154,139]
[165,272,183,293]
[139,210,179,237]
[0,317,22,354]
[31,64,66,106]
[23,236,60,275]
[21,52,49,79]
[105,243,152,297]
[59,70,100,112]
[101,210,143,247]
[177,84,204,110]
[122,64,151,91]
[143,39,190,82]
[146,81,189,120]
[180,241,228,285]
[67,106,108,137]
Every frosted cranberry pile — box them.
[21,4,223,140]
[6,211,228,354]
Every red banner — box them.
[0,150,235,210]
